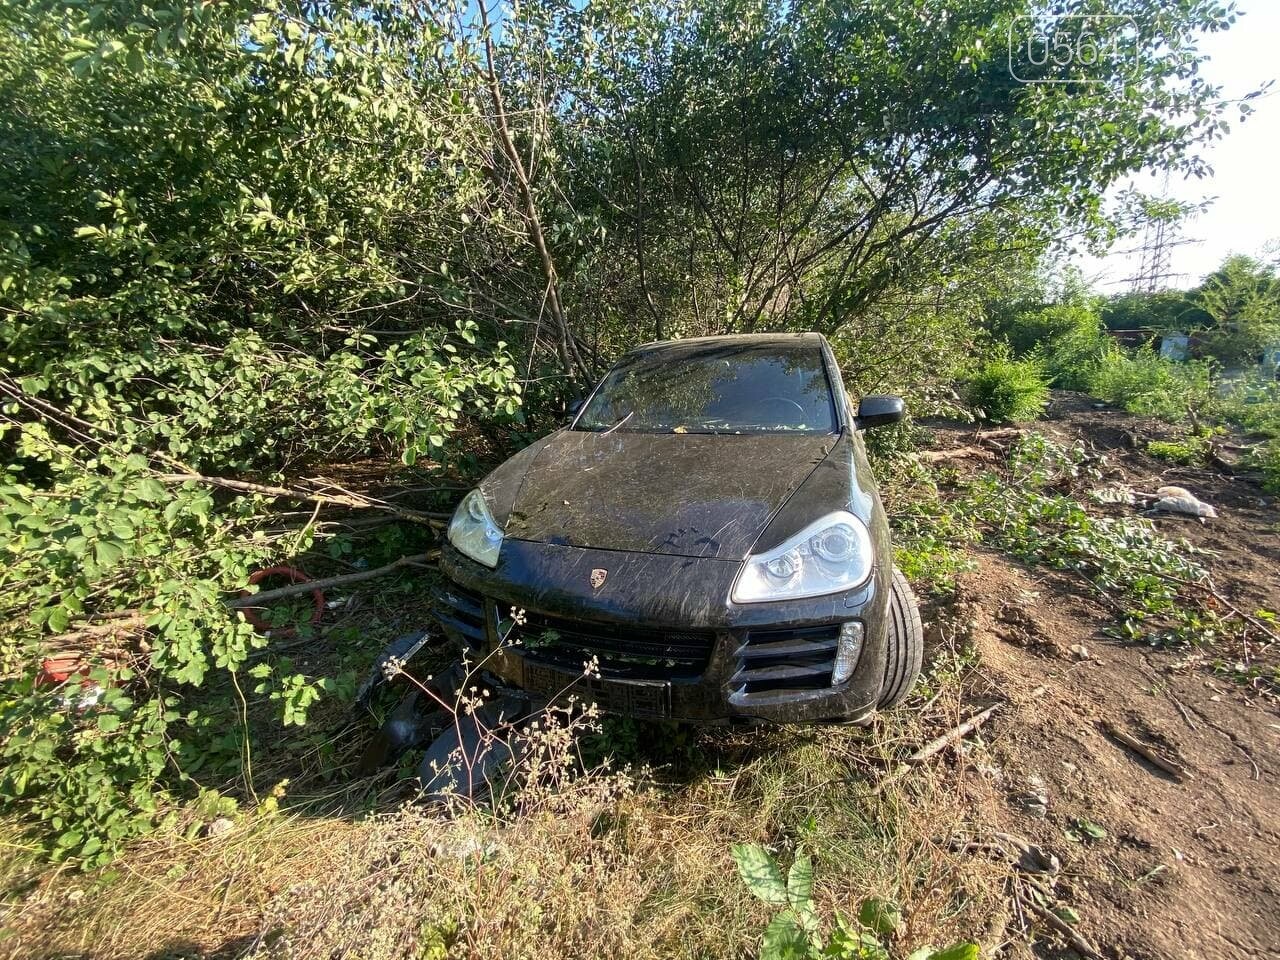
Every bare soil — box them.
[928,394,1280,959]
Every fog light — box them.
[832,621,864,685]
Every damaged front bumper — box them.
[434,540,890,724]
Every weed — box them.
[965,357,1050,423]
[1086,344,1214,422]
[1147,433,1213,465]
[733,843,979,960]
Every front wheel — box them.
[878,566,923,708]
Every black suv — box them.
[436,333,923,724]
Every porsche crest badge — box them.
[590,568,608,589]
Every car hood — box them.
[500,430,837,559]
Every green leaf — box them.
[47,606,69,633]
[1076,817,1107,839]
[786,850,813,912]
[760,911,809,960]
[857,897,902,936]
[1052,906,1081,926]
[97,714,121,733]
[732,843,788,904]
[94,539,125,567]
[926,944,980,960]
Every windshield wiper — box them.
[600,411,634,436]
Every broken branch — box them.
[228,551,440,608]
[1020,886,1104,959]
[1103,723,1192,781]
[158,473,448,528]
[915,445,996,464]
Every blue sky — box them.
[1076,0,1280,291]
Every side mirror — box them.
[855,395,905,430]
[565,399,583,425]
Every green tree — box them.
[1193,255,1280,365]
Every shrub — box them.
[0,0,523,865]
[1147,432,1214,465]
[987,303,1108,391]
[965,357,1050,423]
[1254,441,1280,493]
[1216,376,1280,438]
[1086,344,1214,421]
[1031,314,1110,391]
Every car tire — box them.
[878,566,923,709]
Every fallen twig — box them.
[158,473,449,528]
[909,702,1003,763]
[228,551,440,608]
[1020,886,1104,959]
[915,445,996,464]
[1103,722,1192,781]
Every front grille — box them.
[733,624,838,694]
[516,612,715,681]
[435,582,487,646]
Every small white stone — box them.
[205,817,235,838]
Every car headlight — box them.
[447,489,504,568]
[732,511,873,603]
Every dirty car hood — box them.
[502,430,836,559]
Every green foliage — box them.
[1213,376,1280,490]
[1252,440,1280,494]
[887,475,979,598]
[1086,344,1214,421]
[733,843,978,960]
[0,434,285,863]
[0,0,520,864]
[1147,432,1214,465]
[992,303,1099,358]
[966,436,1243,652]
[1193,255,1280,367]
[1024,308,1110,391]
[965,357,1050,423]
[1216,376,1280,438]
[1101,290,1206,332]
[1098,256,1279,369]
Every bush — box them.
[965,357,1050,423]
[0,0,523,866]
[1030,311,1110,391]
[1086,344,1214,421]
[1147,434,1213,465]
[987,303,1109,391]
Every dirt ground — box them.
[929,394,1280,959]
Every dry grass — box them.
[1,625,1011,960]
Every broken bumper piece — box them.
[357,634,532,800]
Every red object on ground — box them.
[38,656,85,686]
[238,565,326,636]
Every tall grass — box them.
[0,674,1004,960]
[1085,344,1214,421]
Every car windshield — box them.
[574,341,839,434]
